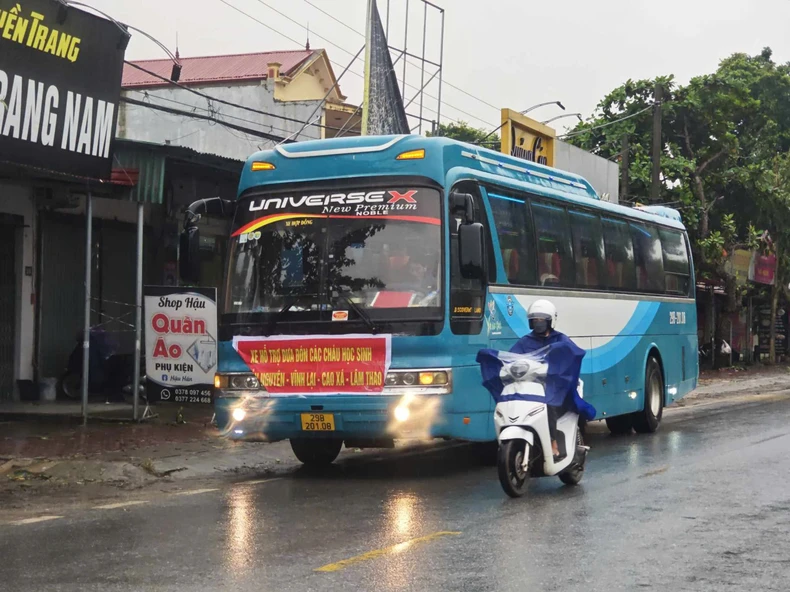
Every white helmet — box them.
[527,299,557,331]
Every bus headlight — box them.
[383,370,451,394]
[214,373,265,397]
[232,408,247,422]
[394,405,410,422]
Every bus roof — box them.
[240,135,686,231]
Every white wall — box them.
[118,81,324,161]
[0,183,35,397]
[555,141,619,204]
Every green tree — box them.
[755,154,790,363]
[428,121,500,152]
[568,49,790,362]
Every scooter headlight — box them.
[507,361,533,381]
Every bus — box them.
[179,135,698,466]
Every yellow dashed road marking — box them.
[639,466,669,479]
[315,531,462,572]
[173,488,219,496]
[238,477,282,486]
[11,515,63,525]
[93,501,149,510]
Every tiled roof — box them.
[122,49,317,88]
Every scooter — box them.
[58,329,146,403]
[493,355,589,498]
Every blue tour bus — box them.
[181,135,698,465]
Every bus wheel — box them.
[605,415,633,435]
[633,357,664,434]
[290,438,343,467]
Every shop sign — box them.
[726,249,753,286]
[751,254,776,285]
[232,335,392,395]
[0,0,129,179]
[757,305,787,355]
[144,287,217,404]
[500,108,555,167]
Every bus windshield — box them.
[224,186,442,320]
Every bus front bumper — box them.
[214,394,490,443]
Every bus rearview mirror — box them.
[459,222,485,279]
[179,226,201,284]
[450,192,475,224]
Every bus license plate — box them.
[301,413,335,431]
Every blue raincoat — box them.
[476,331,597,421]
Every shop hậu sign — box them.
[145,287,217,404]
[0,0,128,179]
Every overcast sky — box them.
[99,0,790,134]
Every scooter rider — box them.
[510,299,576,461]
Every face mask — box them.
[530,319,549,334]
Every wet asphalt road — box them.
[2,397,790,592]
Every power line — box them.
[124,60,350,134]
[219,0,496,128]
[127,90,297,137]
[120,96,289,143]
[559,105,656,140]
[301,0,502,114]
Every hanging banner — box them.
[727,249,753,286]
[0,0,129,179]
[144,287,217,404]
[751,254,776,285]
[232,335,392,396]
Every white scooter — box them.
[493,354,589,497]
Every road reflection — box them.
[224,485,259,576]
[385,492,418,537]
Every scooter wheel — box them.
[58,373,82,400]
[497,440,529,498]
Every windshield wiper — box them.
[328,283,379,334]
[265,292,317,335]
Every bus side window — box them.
[531,202,575,288]
[602,218,636,292]
[488,192,537,285]
[569,210,605,289]
[630,223,665,293]
[449,182,493,334]
[659,228,691,296]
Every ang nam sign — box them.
[0,0,129,179]
[500,108,556,167]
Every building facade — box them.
[119,49,361,161]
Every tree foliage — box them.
[569,48,790,362]
[428,121,500,152]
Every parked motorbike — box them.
[493,352,589,498]
[58,329,146,403]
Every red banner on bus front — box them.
[232,335,392,395]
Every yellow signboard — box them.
[500,108,556,167]
[728,249,754,286]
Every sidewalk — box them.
[685,364,790,404]
[1,366,789,501]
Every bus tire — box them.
[289,438,343,467]
[633,357,664,434]
[605,415,633,435]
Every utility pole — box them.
[620,134,630,203]
[651,82,663,203]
